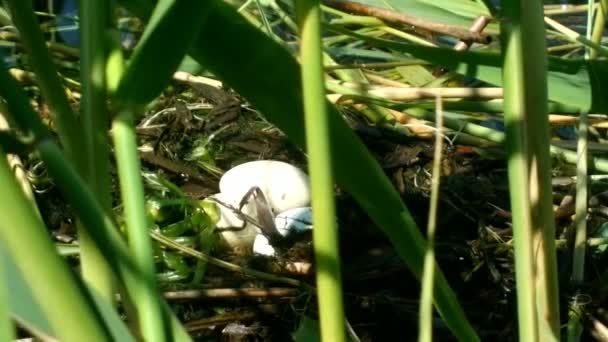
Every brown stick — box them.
[163,287,299,300]
[322,0,492,44]
[139,151,218,190]
[184,310,258,332]
[454,16,492,51]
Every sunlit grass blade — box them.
[4,239,136,342]
[296,0,346,340]
[568,109,588,342]
[573,111,588,284]
[112,108,168,342]
[418,95,444,342]
[0,147,111,342]
[501,0,560,340]
[110,2,214,340]
[590,0,608,59]
[544,16,608,57]
[2,244,55,339]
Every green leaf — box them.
[2,241,55,339]
[452,62,594,114]
[1,241,135,342]
[293,316,321,342]
[396,65,435,86]
[178,55,204,74]
[114,0,212,106]
[591,222,608,254]
[353,0,493,30]
[329,27,608,112]
[88,288,137,342]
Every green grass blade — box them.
[568,110,588,342]
[327,26,608,113]
[296,0,346,340]
[0,62,191,342]
[0,247,15,342]
[79,0,115,305]
[110,2,216,339]
[114,0,211,106]
[3,242,55,339]
[3,0,85,168]
[112,109,167,342]
[590,0,608,60]
[501,13,541,342]
[0,147,111,342]
[418,97,444,342]
[39,135,193,341]
[3,243,136,342]
[5,0,116,307]
[573,111,588,283]
[501,0,560,339]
